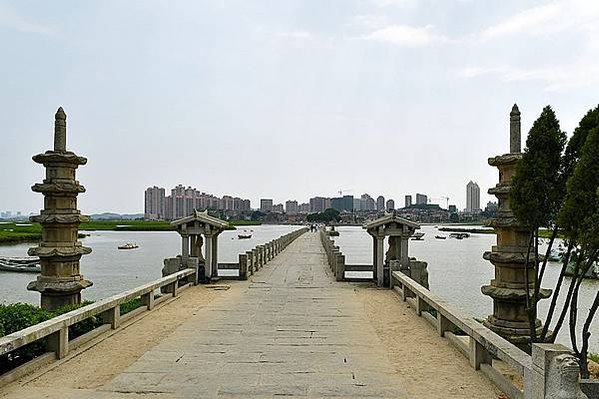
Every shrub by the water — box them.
[0,301,102,372]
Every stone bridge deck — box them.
[2,232,500,398]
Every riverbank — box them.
[0,220,263,244]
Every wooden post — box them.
[47,327,68,359]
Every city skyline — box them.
[2,1,598,214]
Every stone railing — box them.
[0,268,196,386]
[319,229,345,281]
[238,227,308,280]
[392,271,595,399]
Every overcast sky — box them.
[1,0,598,214]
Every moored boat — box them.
[0,257,41,273]
[238,229,253,239]
[435,235,447,240]
[118,242,139,250]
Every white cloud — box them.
[372,0,415,7]
[0,4,56,36]
[365,24,447,47]
[276,30,314,40]
[352,14,389,29]
[460,64,599,91]
[482,0,599,39]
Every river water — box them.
[0,225,298,305]
[1,224,597,351]
[332,225,599,351]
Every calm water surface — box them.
[333,225,599,351]
[0,225,298,304]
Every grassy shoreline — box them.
[0,220,262,244]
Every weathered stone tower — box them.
[28,107,92,310]
[482,104,550,348]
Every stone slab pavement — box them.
[101,232,409,398]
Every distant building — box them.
[309,197,330,213]
[331,195,353,212]
[353,198,362,211]
[273,203,284,213]
[260,199,274,213]
[416,193,427,205]
[386,199,395,211]
[285,200,299,214]
[485,201,498,213]
[405,195,412,208]
[360,194,376,211]
[466,181,481,213]
[376,196,385,211]
[448,204,457,213]
[144,186,166,220]
[299,203,310,213]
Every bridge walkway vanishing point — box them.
[2,232,501,398]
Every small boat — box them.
[411,232,425,241]
[435,235,446,240]
[0,257,41,273]
[118,242,139,250]
[238,230,253,239]
[449,233,470,239]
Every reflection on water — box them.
[0,225,298,305]
[333,225,599,351]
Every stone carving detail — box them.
[546,354,588,399]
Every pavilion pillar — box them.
[181,233,189,266]
[375,235,384,287]
[211,234,219,278]
[400,236,409,268]
[190,235,197,257]
[204,233,213,280]
[372,236,377,282]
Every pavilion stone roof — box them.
[363,212,420,231]
[171,210,229,230]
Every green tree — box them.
[557,126,599,378]
[510,105,566,345]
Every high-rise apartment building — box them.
[146,185,251,220]
[260,199,274,213]
[376,196,385,211]
[285,200,299,214]
[386,199,395,211]
[416,193,428,205]
[144,186,166,220]
[299,203,310,213]
[331,195,353,212]
[273,204,284,213]
[360,194,376,211]
[466,181,481,213]
[309,197,330,213]
[405,195,412,208]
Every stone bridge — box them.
[1,231,501,398]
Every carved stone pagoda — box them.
[482,104,550,348]
[27,107,92,310]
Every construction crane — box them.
[429,196,450,209]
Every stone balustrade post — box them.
[141,291,155,310]
[47,326,69,359]
[239,253,248,280]
[101,306,121,330]
[246,251,254,275]
[469,337,492,370]
[335,253,345,282]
